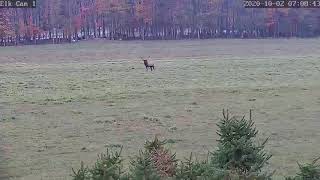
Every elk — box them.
[141,56,155,71]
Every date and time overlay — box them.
[244,0,320,8]
[0,0,320,9]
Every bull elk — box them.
[141,57,155,71]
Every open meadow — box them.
[0,39,320,179]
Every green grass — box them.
[0,39,320,179]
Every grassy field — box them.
[0,39,320,180]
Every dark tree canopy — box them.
[1,0,320,46]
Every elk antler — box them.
[140,57,146,60]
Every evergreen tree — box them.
[210,110,273,178]
[72,162,91,180]
[129,150,161,180]
[90,148,124,180]
[286,157,320,180]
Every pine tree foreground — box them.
[210,109,273,179]
[72,110,319,180]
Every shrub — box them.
[145,137,177,177]
[210,109,272,179]
[128,136,178,179]
[72,162,91,180]
[144,136,167,153]
[73,109,320,180]
[150,148,177,177]
[175,153,223,180]
[129,150,161,180]
[285,157,320,180]
[90,147,124,180]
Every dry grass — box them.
[0,39,320,179]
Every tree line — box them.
[0,0,320,46]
